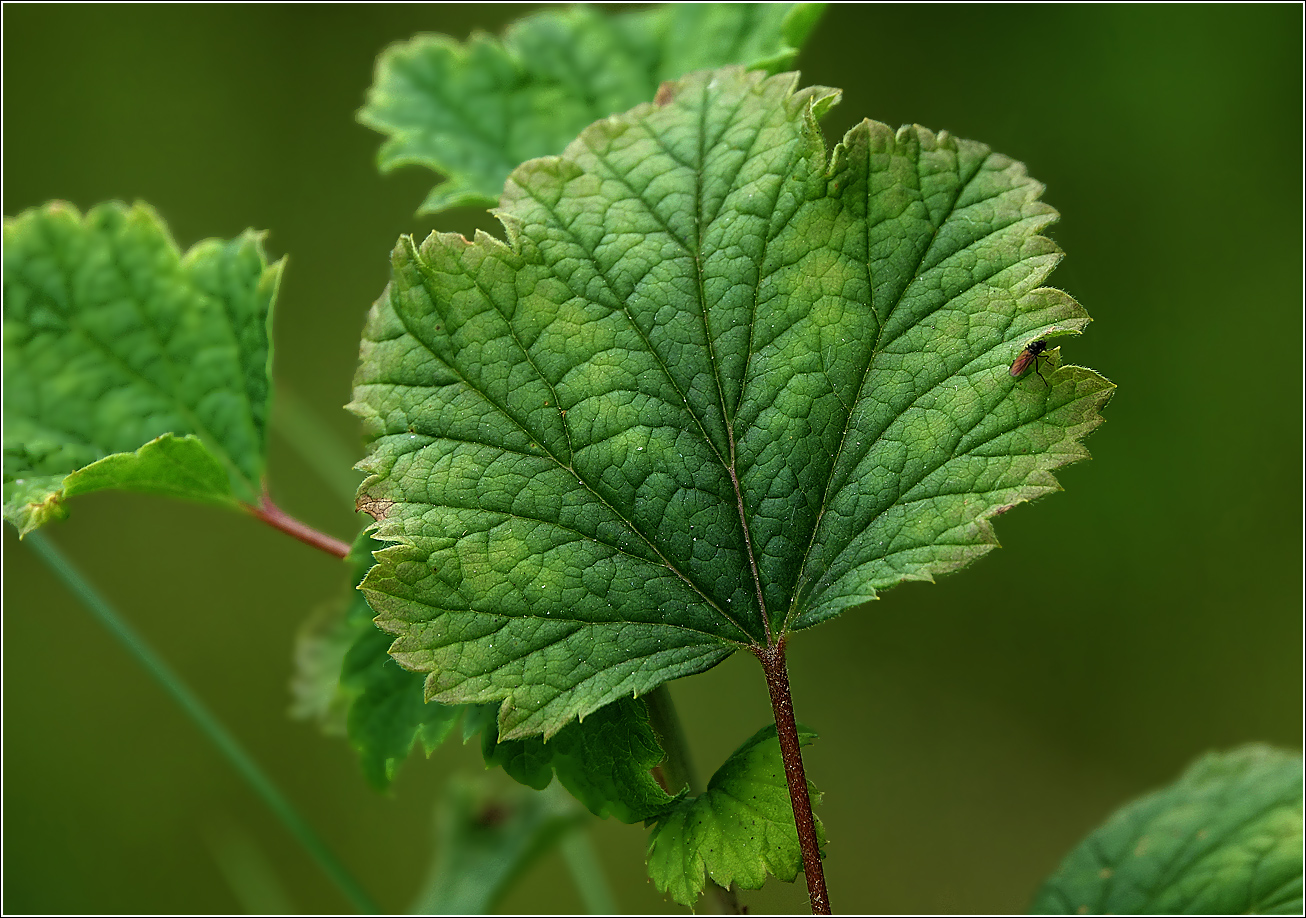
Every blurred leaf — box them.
[3,201,281,534]
[1032,745,1304,915]
[287,599,354,737]
[349,66,1113,743]
[291,530,461,789]
[410,777,586,915]
[296,532,673,808]
[204,821,296,915]
[646,723,823,907]
[358,3,827,214]
[461,700,498,745]
[339,594,463,791]
[479,696,680,824]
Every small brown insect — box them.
[1010,339,1050,385]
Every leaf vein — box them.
[783,146,993,630]
[377,286,750,637]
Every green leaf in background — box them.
[295,531,673,809]
[292,530,463,790]
[358,3,826,214]
[409,777,585,915]
[647,723,824,907]
[340,599,463,790]
[1032,745,1303,915]
[288,600,355,739]
[3,201,281,535]
[479,696,679,824]
[349,66,1114,743]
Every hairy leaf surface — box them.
[350,67,1114,741]
[646,723,824,906]
[1032,745,1304,915]
[3,201,280,534]
[359,3,826,214]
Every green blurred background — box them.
[3,4,1301,914]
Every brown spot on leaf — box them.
[654,82,677,107]
[356,494,396,520]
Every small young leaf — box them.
[350,67,1114,742]
[1032,745,1303,915]
[291,530,463,790]
[460,700,498,746]
[646,723,824,907]
[479,696,680,824]
[358,3,826,214]
[300,532,675,806]
[3,201,281,534]
[409,777,585,915]
[339,599,463,791]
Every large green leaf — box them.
[358,3,826,214]
[3,201,281,534]
[646,723,824,907]
[349,67,1114,742]
[1032,745,1303,915]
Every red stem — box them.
[756,638,831,914]
[244,489,350,559]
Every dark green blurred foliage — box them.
[3,5,1300,914]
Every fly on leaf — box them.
[1010,339,1050,386]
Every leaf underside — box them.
[647,723,824,906]
[3,201,280,534]
[1032,745,1304,915]
[358,3,827,214]
[349,67,1115,742]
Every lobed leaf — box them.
[3,201,281,534]
[646,723,824,907]
[349,67,1115,742]
[291,530,462,790]
[1032,745,1304,915]
[478,696,679,824]
[339,601,463,791]
[298,530,673,808]
[358,3,826,214]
